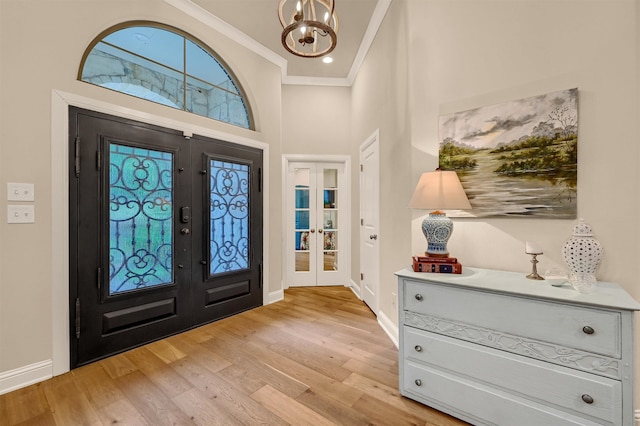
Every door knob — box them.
[181,227,190,235]
[318,229,323,234]
[310,229,315,233]
[369,234,378,240]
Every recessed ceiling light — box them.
[322,57,333,64]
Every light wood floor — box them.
[0,286,468,426]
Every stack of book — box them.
[412,255,462,274]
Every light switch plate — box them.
[7,183,35,201]
[7,205,35,223]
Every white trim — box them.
[163,0,392,87]
[51,89,271,377]
[268,289,285,305]
[635,409,640,426]
[346,0,393,84]
[377,309,399,349]
[348,278,362,300]
[0,360,53,396]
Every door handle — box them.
[369,234,378,240]
[181,227,190,235]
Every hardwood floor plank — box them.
[114,370,195,425]
[0,383,50,425]
[124,346,194,399]
[172,387,239,426]
[251,384,337,426]
[99,351,138,379]
[41,374,101,426]
[95,398,149,426]
[71,362,126,410]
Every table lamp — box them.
[408,169,471,257]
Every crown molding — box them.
[164,0,392,87]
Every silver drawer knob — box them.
[582,326,595,335]
[581,394,594,404]
[414,345,423,352]
[414,294,423,301]
[415,379,422,386]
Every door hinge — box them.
[361,218,364,226]
[259,263,263,289]
[97,267,102,290]
[361,273,364,280]
[258,167,262,192]
[75,298,81,339]
[96,148,102,171]
[360,164,363,172]
[74,136,81,177]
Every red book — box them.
[413,255,458,264]
[412,258,462,274]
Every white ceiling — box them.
[165,0,391,85]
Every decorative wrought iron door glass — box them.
[210,160,250,274]
[109,143,173,295]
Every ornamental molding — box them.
[404,311,620,379]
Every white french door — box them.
[286,161,348,287]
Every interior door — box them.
[360,134,380,314]
[286,162,346,287]
[69,107,262,368]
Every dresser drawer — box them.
[403,360,609,426]
[404,280,621,357]
[403,326,621,425]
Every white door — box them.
[360,132,380,313]
[286,162,348,287]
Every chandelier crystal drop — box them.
[278,0,338,58]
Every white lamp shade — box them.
[408,170,471,211]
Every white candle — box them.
[525,241,543,254]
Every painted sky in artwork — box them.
[439,89,577,149]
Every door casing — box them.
[282,155,351,289]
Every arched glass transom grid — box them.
[109,143,174,295]
[210,160,250,275]
[79,22,253,129]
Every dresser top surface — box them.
[396,266,640,311]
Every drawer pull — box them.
[581,394,594,404]
[414,345,423,352]
[414,294,423,301]
[415,379,422,386]
[582,326,595,335]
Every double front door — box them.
[286,162,347,287]
[69,107,262,368]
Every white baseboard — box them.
[347,279,361,299]
[635,409,640,426]
[377,309,399,348]
[0,360,53,396]
[268,288,284,304]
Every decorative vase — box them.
[561,219,604,293]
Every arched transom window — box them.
[79,22,253,129]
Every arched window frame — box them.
[78,21,254,130]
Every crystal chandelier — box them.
[278,0,338,58]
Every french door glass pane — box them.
[109,143,174,295]
[210,160,250,275]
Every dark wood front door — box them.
[69,107,262,368]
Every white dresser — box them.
[396,266,640,426]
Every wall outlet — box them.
[7,182,35,201]
[7,205,35,223]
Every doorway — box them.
[69,107,263,367]
[285,160,349,287]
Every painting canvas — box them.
[439,88,577,218]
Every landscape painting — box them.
[439,88,578,218]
